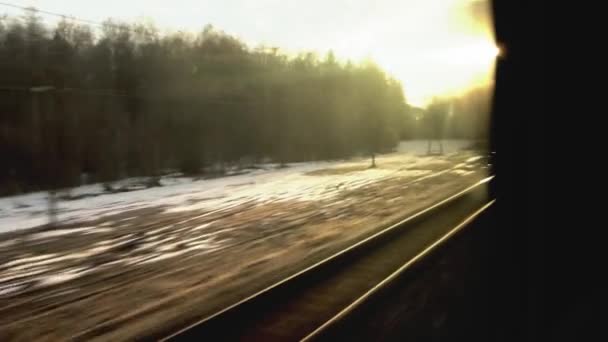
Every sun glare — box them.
[331,0,498,106]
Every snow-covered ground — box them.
[0,140,475,234]
[0,139,488,340]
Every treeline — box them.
[417,86,493,141]
[0,10,411,194]
[0,10,491,195]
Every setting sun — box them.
[434,41,499,67]
[356,0,497,105]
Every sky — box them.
[1,0,497,107]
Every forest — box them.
[0,9,491,195]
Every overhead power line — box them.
[0,2,290,51]
[0,85,266,106]
[0,1,158,34]
[0,1,103,27]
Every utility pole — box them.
[31,86,60,228]
[427,100,451,156]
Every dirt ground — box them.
[0,151,488,341]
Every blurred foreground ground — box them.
[0,140,488,341]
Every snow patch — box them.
[28,227,96,240]
[0,283,27,297]
[0,140,475,233]
[37,267,89,286]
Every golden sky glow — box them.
[5,0,497,106]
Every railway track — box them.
[0,162,486,341]
[159,176,494,341]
